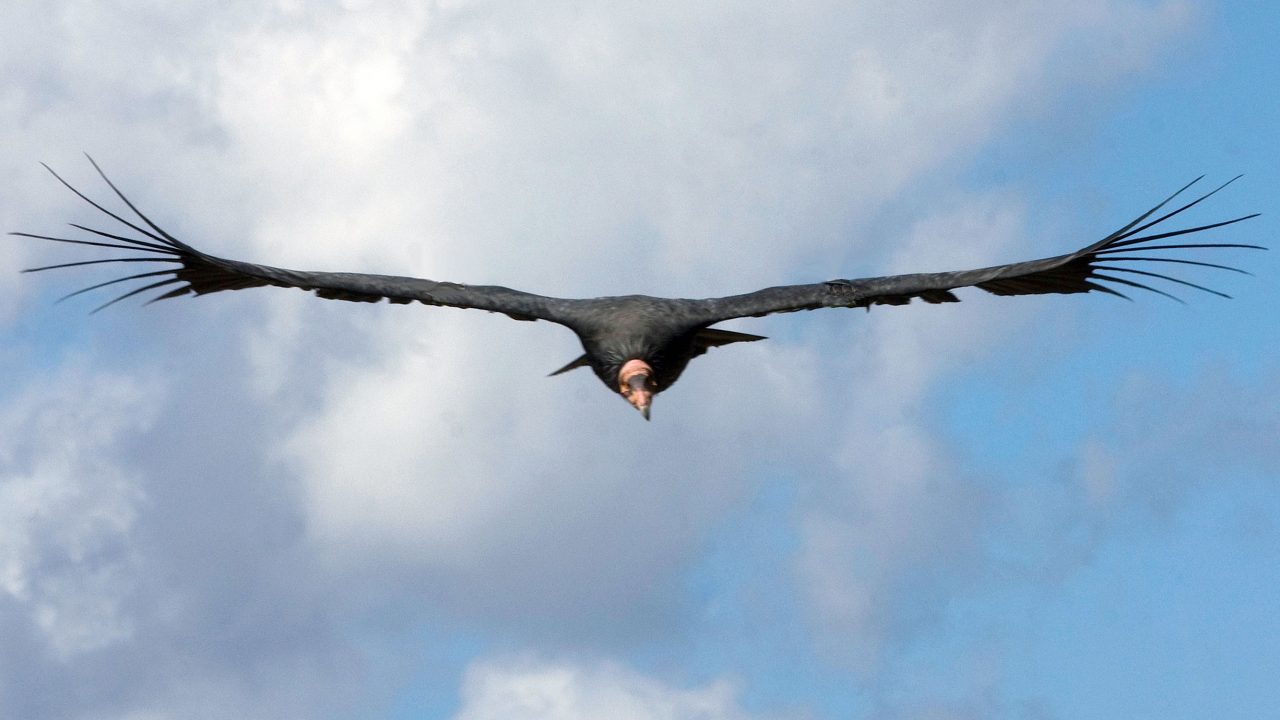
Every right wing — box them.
[13,158,577,324]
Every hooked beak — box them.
[619,359,654,421]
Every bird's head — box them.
[618,358,657,420]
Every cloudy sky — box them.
[1,2,1277,718]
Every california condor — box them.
[14,159,1262,420]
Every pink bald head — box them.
[618,358,655,420]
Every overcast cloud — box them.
[1,2,1275,719]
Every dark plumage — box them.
[13,159,1263,419]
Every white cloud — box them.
[219,3,1193,648]
[279,307,786,632]
[0,240,23,327]
[0,362,159,659]
[213,3,420,170]
[454,656,759,720]
[0,1,1227,718]
[794,196,1028,669]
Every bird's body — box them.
[13,159,1262,419]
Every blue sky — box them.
[1,2,1276,719]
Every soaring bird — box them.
[14,159,1262,420]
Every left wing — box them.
[13,158,578,324]
[695,178,1262,322]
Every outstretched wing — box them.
[697,178,1262,322]
[13,158,577,324]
